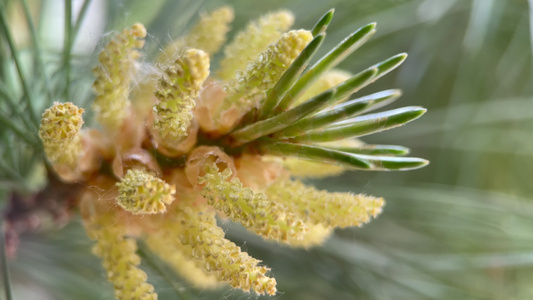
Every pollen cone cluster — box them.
[38,6,428,299]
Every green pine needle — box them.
[273,22,377,112]
[328,144,410,156]
[0,2,39,125]
[229,66,378,146]
[21,0,53,105]
[261,142,428,170]
[258,34,325,120]
[276,89,402,138]
[311,8,335,37]
[63,0,73,100]
[72,0,93,41]
[0,112,37,146]
[370,53,408,82]
[291,106,427,143]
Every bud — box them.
[116,169,176,214]
[39,102,84,168]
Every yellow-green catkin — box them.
[293,69,352,106]
[145,220,220,289]
[199,163,308,243]
[39,102,84,168]
[92,23,146,132]
[287,223,333,248]
[177,205,277,296]
[116,169,176,214]
[222,29,313,116]
[185,6,234,54]
[266,179,384,229]
[157,6,234,62]
[217,11,294,80]
[86,216,157,300]
[153,49,209,147]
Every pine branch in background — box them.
[21,0,53,103]
[0,220,13,300]
[62,0,72,100]
[0,1,39,125]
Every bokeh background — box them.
[1,0,533,299]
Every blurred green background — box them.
[1,0,533,299]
